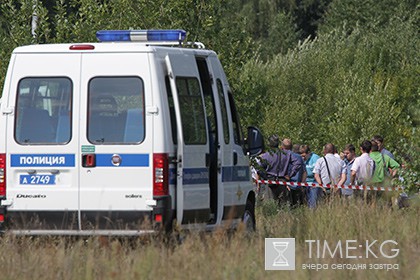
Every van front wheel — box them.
[242,199,256,232]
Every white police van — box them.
[0,30,263,235]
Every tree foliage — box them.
[0,0,255,94]
[236,4,419,192]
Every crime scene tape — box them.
[256,180,404,192]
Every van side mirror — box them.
[246,126,264,157]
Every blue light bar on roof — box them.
[96,30,187,42]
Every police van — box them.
[0,29,263,235]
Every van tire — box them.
[243,199,256,232]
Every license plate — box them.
[20,175,56,185]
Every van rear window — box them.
[87,77,144,144]
[15,77,72,145]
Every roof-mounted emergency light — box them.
[96,29,187,42]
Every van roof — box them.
[12,42,216,56]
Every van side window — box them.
[165,76,177,144]
[176,77,206,145]
[88,77,144,144]
[217,79,230,144]
[15,77,72,145]
[227,91,243,145]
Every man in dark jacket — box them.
[283,139,307,206]
[258,135,302,207]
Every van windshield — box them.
[15,77,72,145]
[87,77,144,144]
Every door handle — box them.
[205,153,211,167]
[233,152,238,165]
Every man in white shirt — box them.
[351,140,374,185]
[312,143,347,208]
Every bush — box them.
[236,11,419,193]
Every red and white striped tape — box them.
[256,179,404,192]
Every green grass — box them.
[0,197,419,280]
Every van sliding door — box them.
[165,53,211,224]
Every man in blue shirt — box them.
[299,145,320,208]
[372,135,394,159]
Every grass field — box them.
[0,196,419,280]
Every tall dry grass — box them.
[0,196,419,280]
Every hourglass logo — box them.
[265,238,295,270]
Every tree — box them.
[236,6,419,192]
[0,0,254,97]
[319,0,418,34]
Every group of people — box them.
[253,135,400,209]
